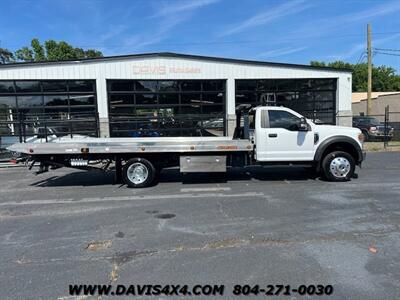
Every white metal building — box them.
[0,52,352,138]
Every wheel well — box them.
[320,142,359,164]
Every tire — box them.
[122,158,156,188]
[322,151,355,182]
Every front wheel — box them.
[322,151,355,182]
[122,158,156,188]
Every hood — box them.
[313,124,363,148]
[314,124,361,134]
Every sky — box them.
[1,0,400,70]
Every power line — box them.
[356,51,367,65]
[374,51,400,57]
[2,31,400,49]
[374,48,400,52]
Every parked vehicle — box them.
[352,116,394,141]
[8,106,365,187]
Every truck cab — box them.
[252,106,365,181]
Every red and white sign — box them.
[133,65,201,75]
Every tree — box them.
[31,38,46,61]
[15,47,34,62]
[311,60,400,92]
[11,38,103,62]
[0,47,14,64]
[85,49,103,58]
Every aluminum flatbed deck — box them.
[7,136,253,155]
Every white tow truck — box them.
[8,105,365,188]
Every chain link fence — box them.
[338,108,400,150]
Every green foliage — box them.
[310,60,400,92]
[31,38,46,61]
[15,47,34,61]
[0,47,14,64]
[9,38,104,62]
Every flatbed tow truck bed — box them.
[8,136,253,155]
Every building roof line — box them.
[0,52,352,73]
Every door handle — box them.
[268,133,278,138]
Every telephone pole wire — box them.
[367,24,372,116]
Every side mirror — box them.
[298,117,309,131]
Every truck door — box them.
[255,108,315,161]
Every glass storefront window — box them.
[202,105,223,114]
[110,106,135,116]
[0,96,17,108]
[202,93,224,104]
[257,80,276,91]
[135,81,158,92]
[0,81,15,93]
[180,105,201,114]
[109,81,134,92]
[0,80,98,140]
[235,93,257,104]
[159,81,179,92]
[236,80,257,91]
[0,96,17,135]
[202,80,224,91]
[109,94,134,106]
[314,91,334,101]
[158,94,179,105]
[42,81,67,92]
[68,80,94,92]
[136,94,157,105]
[44,107,69,118]
[181,81,201,91]
[107,80,226,137]
[69,95,95,105]
[312,79,335,90]
[236,79,336,124]
[17,96,43,107]
[15,81,41,93]
[44,95,69,106]
[181,93,201,105]
[275,92,297,103]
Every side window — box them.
[268,110,301,130]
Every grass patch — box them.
[364,141,400,152]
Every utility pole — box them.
[367,23,372,115]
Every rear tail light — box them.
[358,133,365,143]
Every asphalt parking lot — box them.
[0,152,399,299]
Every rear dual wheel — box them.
[122,158,156,188]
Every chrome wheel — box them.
[127,162,148,184]
[329,157,351,178]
